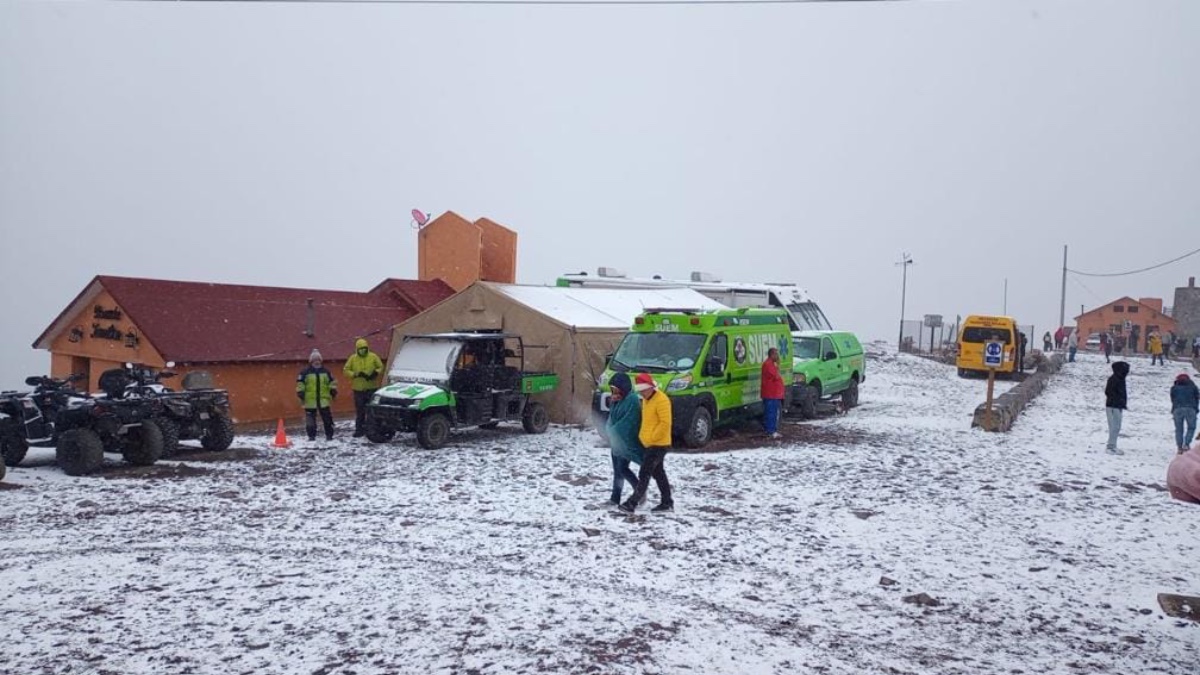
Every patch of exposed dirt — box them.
[167,446,261,463]
[678,418,877,454]
[99,462,214,480]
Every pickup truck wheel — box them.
[682,406,713,448]
[57,428,104,476]
[200,411,235,452]
[365,423,395,443]
[417,412,451,449]
[155,417,181,458]
[1,427,29,467]
[522,401,549,434]
[841,379,860,408]
[797,385,818,419]
[122,419,164,466]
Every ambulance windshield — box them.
[611,333,706,373]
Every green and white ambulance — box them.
[594,307,792,448]
[789,330,865,418]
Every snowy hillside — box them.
[2,348,1196,674]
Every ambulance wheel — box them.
[417,412,451,449]
[682,406,713,449]
[797,385,818,419]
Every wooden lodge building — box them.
[32,211,517,428]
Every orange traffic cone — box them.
[271,418,292,448]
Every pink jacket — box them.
[1167,448,1200,504]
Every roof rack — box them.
[642,307,706,315]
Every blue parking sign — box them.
[984,341,1003,368]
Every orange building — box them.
[1075,296,1177,354]
[418,211,517,291]
[33,276,454,429]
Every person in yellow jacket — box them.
[620,372,674,513]
[296,349,338,441]
[1148,332,1164,366]
[344,338,385,437]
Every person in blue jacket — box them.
[1170,373,1200,454]
[604,372,644,506]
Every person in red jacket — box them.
[761,347,785,439]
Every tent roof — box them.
[487,283,726,329]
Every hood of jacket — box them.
[355,338,369,352]
[1111,361,1130,377]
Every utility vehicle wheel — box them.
[842,379,860,409]
[1,428,29,467]
[417,412,451,449]
[122,419,164,466]
[682,406,713,449]
[200,411,235,452]
[797,385,819,419]
[521,402,549,434]
[365,423,395,443]
[155,417,181,458]
[957,368,967,378]
[57,429,104,476]
[478,421,501,430]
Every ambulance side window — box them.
[707,334,728,376]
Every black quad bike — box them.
[96,364,235,457]
[0,374,165,476]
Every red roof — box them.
[35,276,456,363]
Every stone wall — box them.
[1173,284,1200,342]
[972,353,1066,432]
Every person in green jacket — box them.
[297,349,338,441]
[343,338,385,437]
[604,372,644,506]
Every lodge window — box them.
[1112,306,1124,313]
[1127,306,1139,313]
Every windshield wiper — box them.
[632,363,673,373]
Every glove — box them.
[296,391,304,401]
[363,372,375,380]
[357,372,369,379]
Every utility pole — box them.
[1003,278,1008,315]
[1058,245,1068,332]
[896,253,914,352]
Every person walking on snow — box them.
[1042,332,1053,352]
[1054,326,1065,351]
[1068,330,1079,363]
[1193,335,1200,359]
[344,338,384,437]
[761,347,785,439]
[604,372,644,506]
[1102,333,1113,363]
[1104,361,1130,455]
[297,349,338,441]
[620,373,674,514]
[1149,332,1164,366]
[1170,373,1199,454]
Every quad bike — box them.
[0,374,165,476]
[97,363,235,457]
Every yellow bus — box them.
[956,315,1020,377]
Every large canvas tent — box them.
[386,282,727,424]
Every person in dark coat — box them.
[604,372,644,506]
[1018,332,1027,372]
[1042,332,1053,352]
[1103,333,1114,363]
[1170,373,1200,454]
[1104,361,1130,455]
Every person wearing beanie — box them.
[1104,361,1130,455]
[1169,373,1199,453]
[344,338,385,438]
[604,372,644,506]
[620,373,674,513]
[296,349,338,441]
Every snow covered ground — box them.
[2,346,1197,674]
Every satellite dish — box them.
[411,209,430,229]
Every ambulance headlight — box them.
[666,374,693,392]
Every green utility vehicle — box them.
[594,307,792,448]
[365,332,559,449]
[789,330,865,418]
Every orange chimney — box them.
[1138,297,1163,313]
[417,212,518,292]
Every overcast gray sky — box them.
[1,0,1197,389]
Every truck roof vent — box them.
[690,271,721,283]
[597,267,625,278]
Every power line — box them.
[113,0,902,5]
[1067,245,1200,278]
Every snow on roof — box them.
[490,283,727,329]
